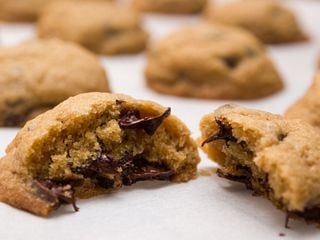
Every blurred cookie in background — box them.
[38,1,148,55]
[286,72,320,128]
[145,23,284,100]
[204,0,307,44]
[132,0,208,14]
[0,0,113,22]
[0,39,110,127]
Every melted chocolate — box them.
[216,168,253,190]
[201,120,237,147]
[119,108,171,135]
[34,180,79,212]
[75,141,174,188]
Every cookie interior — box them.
[27,102,198,211]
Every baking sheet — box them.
[0,0,320,239]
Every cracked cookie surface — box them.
[38,1,148,55]
[200,104,320,223]
[145,23,283,99]
[204,0,307,44]
[132,0,208,14]
[0,92,200,216]
[0,39,110,127]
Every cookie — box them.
[0,92,200,216]
[132,0,208,14]
[204,0,307,44]
[200,104,320,223]
[0,0,112,22]
[145,23,284,99]
[0,39,110,127]
[37,1,148,55]
[285,73,320,127]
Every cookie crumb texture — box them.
[204,0,307,44]
[132,0,208,14]
[146,24,283,99]
[38,1,148,55]
[0,93,200,216]
[200,104,320,223]
[285,72,320,128]
[0,39,110,127]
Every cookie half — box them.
[200,104,320,223]
[132,0,208,14]
[0,92,200,216]
[38,1,148,55]
[145,23,284,99]
[285,73,320,127]
[204,0,307,44]
[0,39,110,127]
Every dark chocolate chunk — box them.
[33,180,79,212]
[201,120,237,146]
[222,56,240,68]
[119,108,171,135]
[287,207,320,223]
[74,141,174,188]
[120,156,174,186]
[216,168,253,190]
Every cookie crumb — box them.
[198,167,217,177]
[279,233,285,237]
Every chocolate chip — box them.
[201,120,237,146]
[222,56,240,68]
[121,156,174,186]
[74,140,174,188]
[217,168,253,190]
[33,180,79,212]
[119,108,171,135]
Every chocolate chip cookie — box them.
[132,0,208,14]
[0,92,200,216]
[0,39,110,127]
[285,73,320,127]
[145,23,284,99]
[38,1,148,55]
[200,104,320,223]
[0,0,112,22]
[204,0,307,44]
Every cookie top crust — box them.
[37,1,148,54]
[132,0,208,14]
[200,104,320,212]
[0,39,110,126]
[0,0,113,22]
[204,0,307,44]
[145,23,284,99]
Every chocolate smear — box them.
[216,168,253,190]
[119,108,171,135]
[201,120,237,147]
[34,180,79,212]
[120,156,174,186]
[75,141,174,188]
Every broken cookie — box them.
[200,104,320,223]
[0,92,200,216]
